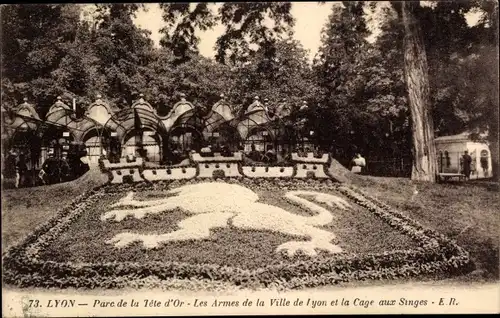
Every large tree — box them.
[387,1,499,180]
[230,39,319,113]
[159,3,294,65]
[90,4,155,106]
[1,4,82,115]
[390,1,437,182]
[313,2,372,156]
[357,5,411,160]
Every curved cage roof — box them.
[211,96,235,122]
[105,107,167,142]
[85,95,118,126]
[44,107,108,142]
[169,107,207,132]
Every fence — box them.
[363,157,413,178]
[333,155,411,178]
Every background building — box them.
[435,132,493,179]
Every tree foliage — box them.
[159,3,295,65]
[215,2,295,65]
[90,4,155,106]
[1,4,81,115]
[313,2,377,155]
[1,2,498,178]
[159,3,217,64]
[229,39,319,114]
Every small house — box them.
[434,132,492,179]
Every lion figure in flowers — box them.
[101,182,351,257]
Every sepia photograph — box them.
[1,1,499,316]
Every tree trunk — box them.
[401,2,437,182]
[489,136,499,181]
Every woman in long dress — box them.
[351,153,366,174]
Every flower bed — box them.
[2,178,472,290]
[38,184,416,266]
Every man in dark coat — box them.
[3,150,18,188]
[16,153,28,188]
[462,150,472,180]
[40,150,60,184]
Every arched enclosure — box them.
[43,102,108,166]
[104,106,167,164]
[203,108,240,152]
[169,125,203,152]
[82,127,112,165]
[168,106,207,152]
[2,99,41,160]
[123,129,163,164]
[2,125,43,187]
[2,97,100,187]
[7,129,42,182]
[237,111,275,153]
[208,122,241,152]
[3,94,316,175]
[41,126,75,162]
[244,127,275,152]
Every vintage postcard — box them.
[1,1,499,317]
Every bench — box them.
[438,173,466,182]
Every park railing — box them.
[363,157,413,178]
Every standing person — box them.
[16,153,28,188]
[40,150,59,185]
[247,143,258,161]
[462,150,472,181]
[351,153,366,174]
[60,154,71,182]
[480,154,489,177]
[4,150,18,187]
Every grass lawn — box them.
[349,176,499,281]
[1,169,108,252]
[2,167,498,286]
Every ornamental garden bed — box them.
[2,178,473,290]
